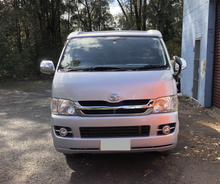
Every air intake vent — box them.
[81,108,147,115]
[80,126,150,138]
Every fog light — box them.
[59,128,68,137]
[162,125,171,135]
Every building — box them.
[181,0,220,110]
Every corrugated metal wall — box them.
[212,0,220,110]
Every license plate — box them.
[100,139,131,151]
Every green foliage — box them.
[0,0,64,79]
[116,0,183,57]
[146,0,183,57]
[0,0,114,79]
[73,0,114,31]
[182,94,190,99]
[0,0,183,79]
[116,0,148,30]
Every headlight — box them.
[51,98,75,115]
[153,95,178,113]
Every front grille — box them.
[81,108,147,115]
[80,126,150,138]
[78,100,150,107]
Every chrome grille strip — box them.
[78,108,153,116]
[74,100,154,110]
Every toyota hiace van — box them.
[40,30,186,155]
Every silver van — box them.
[40,30,186,155]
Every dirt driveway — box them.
[0,80,220,184]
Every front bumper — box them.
[52,112,179,153]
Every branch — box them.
[117,0,130,27]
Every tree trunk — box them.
[139,0,142,29]
[34,11,40,76]
[85,0,92,31]
[133,0,141,30]
[130,0,133,28]
[142,0,147,30]
[117,0,130,28]
[56,0,61,46]
[13,0,22,53]
[16,20,22,53]
[99,0,101,31]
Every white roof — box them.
[67,30,162,40]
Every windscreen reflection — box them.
[59,37,168,70]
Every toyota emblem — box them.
[108,93,120,101]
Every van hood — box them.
[52,70,176,101]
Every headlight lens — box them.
[51,98,75,115]
[153,95,178,113]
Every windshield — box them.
[59,36,168,71]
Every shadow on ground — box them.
[0,81,220,184]
[66,152,180,184]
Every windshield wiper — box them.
[131,65,169,71]
[59,66,121,72]
[59,68,85,72]
[60,65,168,72]
[87,66,121,71]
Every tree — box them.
[146,0,183,56]
[116,0,147,30]
[0,0,65,78]
[0,0,115,79]
[116,0,183,56]
[74,0,114,31]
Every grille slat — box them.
[81,108,147,115]
[79,100,150,107]
[80,126,150,138]
[78,100,151,115]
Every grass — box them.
[182,94,190,99]
[0,78,53,93]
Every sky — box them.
[109,0,122,15]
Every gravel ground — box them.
[0,80,220,184]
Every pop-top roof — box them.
[67,30,162,40]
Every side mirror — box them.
[40,60,55,75]
[175,58,187,71]
[173,56,182,81]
